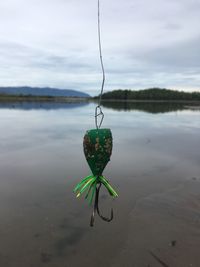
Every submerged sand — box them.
[111,177,200,267]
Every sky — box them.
[0,0,200,95]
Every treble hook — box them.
[90,182,113,227]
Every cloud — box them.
[0,0,200,94]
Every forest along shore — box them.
[1,94,200,105]
[1,88,200,104]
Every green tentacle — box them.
[89,181,97,205]
[100,176,118,197]
[73,174,118,204]
[76,177,95,197]
[85,179,96,200]
[73,175,93,193]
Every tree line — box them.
[95,88,200,101]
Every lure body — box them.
[74,128,118,205]
[83,128,112,176]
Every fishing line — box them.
[95,0,105,129]
[73,0,118,227]
[91,0,113,227]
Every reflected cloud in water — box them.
[0,101,199,267]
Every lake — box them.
[0,101,199,267]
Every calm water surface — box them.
[0,102,199,267]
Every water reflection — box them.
[101,101,196,113]
[0,100,199,113]
[0,101,199,267]
[0,101,89,110]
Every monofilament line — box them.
[97,0,105,107]
[95,0,105,129]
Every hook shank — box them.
[90,182,113,227]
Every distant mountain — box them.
[0,86,90,98]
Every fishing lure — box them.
[73,128,118,225]
[73,0,118,226]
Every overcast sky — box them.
[0,0,200,95]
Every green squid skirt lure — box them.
[74,128,118,206]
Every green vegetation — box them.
[96,88,200,101]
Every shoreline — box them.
[0,95,89,103]
[0,95,200,105]
[93,98,200,104]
